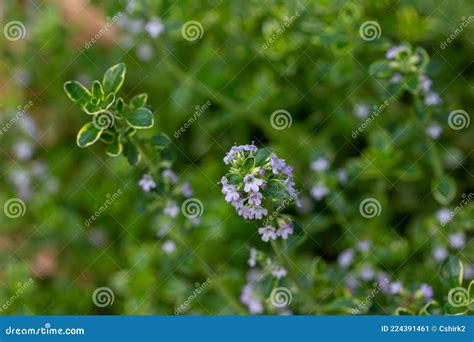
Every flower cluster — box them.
[221,144,297,242]
[370,43,442,106]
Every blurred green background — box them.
[0,0,472,315]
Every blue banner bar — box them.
[0,316,472,341]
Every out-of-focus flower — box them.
[164,201,179,218]
[310,183,330,201]
[420,283,433,300]
[271,266,287,279]
[353,104,370,119]
[145,17,165,38]
[426,123,442,139]
[449,232,465,249]
[310,158,330,172]
[162,240,176,254]
[138,173,156,192]
[338,249,354,269]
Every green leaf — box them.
[125,108,154,129]
[76,122,103,148]
[83,102,102,115]
[395,307,414,315]
[102,63,126,95]
[99,130,115,144]
[225,173,241,186]
[150,133,170,149]
[102,93,115,109]
[243,157,255,170]
[369,60,392,78]
[468,280,474,304]
[64,81,91,106]
[123,140,140,166]
[106,138,122,157]
[262,179,288,201]
[130,93,148,109]
[440,257,463,288]
[432,176,457,205]
[255,147,273,166]
[91,80,104,100]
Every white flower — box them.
[138,173,156,192]
[426,123,442,139]
[162,240,176,254]
[243,174,263,193]
[258,226,277,242]
[145,18,165,38]
[310,183,330,201]
[310,158,330,172]
[164,201,179,218]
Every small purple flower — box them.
[420,75,432,93]
[436,208,452,225]
[432,246,448,261]
[243,174,264,193]
[420,283,433,300]
[385,45,403,59]
[258,226,277,242]
[310,183,330,201]
[389,73,402,84]
[354,104,370,119]
[258,168,265,175]
[337,169,348,184]
[389,281,403,295]
[224,144,258,164]
[276,222,294,240]
[240,284,263,314]
[338,249,354,269]
[164,201,179,218]
[424,92,442,106]
[311,158,330,172]
[145,17,164,38]
[357,240,372,252]
[250,206,268,220]
[272,266,288,279]
[270,154,286,174]
[248,191,263,205]
[449,232,465,249]
[248,248,257,267]
[181,182,193,197]
[426,123,442,139]
[138,173,156,192]
[360,266,375,281]
[162,169,178,183]
[162,240,176,254]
